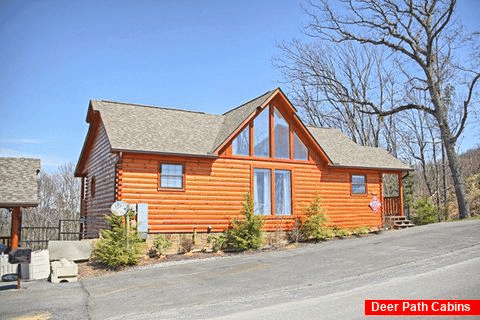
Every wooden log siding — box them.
[118,153,384,233]
[83,121,119,237]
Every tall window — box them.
[274,108,289,159]
[232,126,249,156]
[352,174,366,194]
[160,164,184,189]
[275,170,291,215]
[254,168,292,216]
[238,104,309,161]
[293,132,308,160]
[254,107,270,157]
[254,168,271,215]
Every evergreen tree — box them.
[94,210,144,268]
[224,193,264,250]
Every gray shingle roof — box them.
[92,100,224,156]
[91,90,276,157]
[0,157,40,208]
[87,90,410,171]
[307,127,412,171]
[213,90,274,149]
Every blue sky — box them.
[1,0,478,172]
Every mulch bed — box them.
[77,243,308,280]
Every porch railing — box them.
[384,196,401,217]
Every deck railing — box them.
[384,196,401,217]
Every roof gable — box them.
[213,88,332,164]
[0,157,40,208]
[212,89,276,154]
[76,88,411,172]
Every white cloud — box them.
[0,138,46,144]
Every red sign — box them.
[365,300,480,316]
[369,195,381,213]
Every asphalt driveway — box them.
[1,220,479,319]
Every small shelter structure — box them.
[0,157,40,249]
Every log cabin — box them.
[74,88,412,238]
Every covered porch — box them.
[382,172,414,229]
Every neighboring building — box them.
[0,157,40,248]
[75,88,411,238]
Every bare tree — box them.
[295,0,479,218]
[276,41,400,151]
[22,163,81,248]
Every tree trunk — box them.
[437,118,470,219]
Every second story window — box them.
[293,131,308,160]
[232,125,250,156]
[274,108,289,159]
[253,107,270,157]
[233,104,309,161]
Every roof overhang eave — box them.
[329,164,414,172]
[111,148,219,159]
[0,203,39,209]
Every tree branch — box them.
[454,72,480,141]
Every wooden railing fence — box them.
[383,196,401,217]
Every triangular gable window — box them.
[230,104,309,161]
[232,125,249,156]
[293,131,308,160]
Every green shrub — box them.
[352,226,370,236]
[94,210,145,269]
[223,193,264,251]
[334,228,351,238]
[301,195,334,241]
[149,234,172,258]
[411,196,440,225]
[207,234,226,252]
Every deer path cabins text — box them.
[75,88,412,238]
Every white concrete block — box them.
[50,258,78,283]
[48,240,94,261]
[20,250,50,281]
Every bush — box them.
[94,210,145,268]
[352,226,370,236]
[207,234,226,252]
[149,234,172,258]
[301,195,334,241]
[288,218,304,243]
[411,196,440,225]
[223,193,264,251]
[334,227,351,238]
[179,234,195,253]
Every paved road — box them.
[1,220,479,319]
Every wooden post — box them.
[10,207,21,249]
[10,207,22,289]
[380,172,384,229]
[398,172,404,217]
